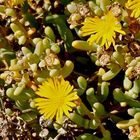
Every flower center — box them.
[54,96,65,107]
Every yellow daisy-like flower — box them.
[34,77,79,121]
[126,0,140,18]
[80,11,125,49]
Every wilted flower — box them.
[34,77,79,121]
[126,0,140,18]
[80,11,125,49]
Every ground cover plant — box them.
[0,0,140,139]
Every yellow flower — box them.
[126,0,140,18]
[34,77,79,121]
[80,11,125,49]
